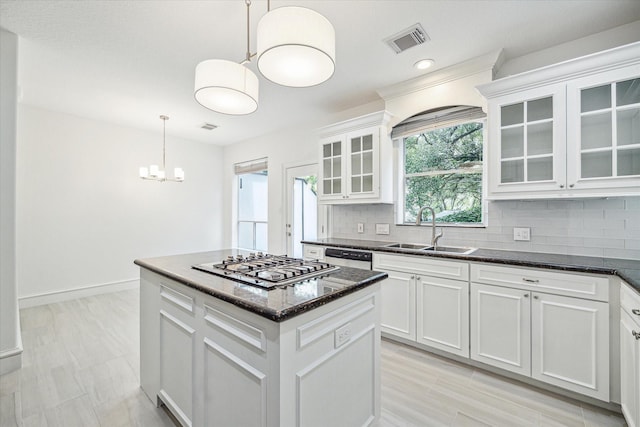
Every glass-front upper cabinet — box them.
[478,41,640,199]
[349,132,375,195]
[317,111,392,204]
[500,97,554,183]
[484,84,567,196]
[320,137,345,200]
[567,68,640,191]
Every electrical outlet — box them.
[334,323,352,348]
[513,227,531,241]
[375,223,390,235]
[357,223,364,233]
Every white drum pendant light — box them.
[257,6,335,87]
[194,59,259,115]
[194,0,259,115]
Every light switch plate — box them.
[375,223,390,235]
[513,227,531,241]
[357,223,364,233]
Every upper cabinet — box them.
[318,111,393,204]
[478,42,640,199]
[566,70,640,191]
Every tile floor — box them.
[0,288,628,426]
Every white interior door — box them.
[285,164,323,258]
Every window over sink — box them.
[394,106,486,226]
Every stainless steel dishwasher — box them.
[324,248,372,270]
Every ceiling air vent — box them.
[201,123,218,130]
[384,23,429,54]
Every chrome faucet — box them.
[416,206,444,248]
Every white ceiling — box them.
[1,1,639,145]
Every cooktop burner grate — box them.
[192,253,340,290]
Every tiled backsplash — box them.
[330,197,640,260]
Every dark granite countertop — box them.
[134,249,387,322]
[302,238,640,294]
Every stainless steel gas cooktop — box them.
[192,253,339,289]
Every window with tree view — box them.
[402,120,484,225]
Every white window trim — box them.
[394,118,489,228]
[235,158,269,251]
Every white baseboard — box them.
[0,349,22,375]
[19,278,139,309]
[0,312,23,375]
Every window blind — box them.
[234,157,268,175]
[391,105,486,139]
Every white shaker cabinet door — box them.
[471,283,531,376]
[621,310,640,427]
[380,270,416,341]
[531,292,609,401]
[417,276,469,358]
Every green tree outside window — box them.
[404,121,483,224]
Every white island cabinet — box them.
[137,251,384,427]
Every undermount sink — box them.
[423,246,477,255]
[384,243,430,250]
[384,242,477,255]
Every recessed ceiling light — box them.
[414,59,435,70]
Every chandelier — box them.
[139,115,184,182]
[194,0,335,115]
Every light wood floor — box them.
[0,288,627,427]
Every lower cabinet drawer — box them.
[374,252,469,281]
[621,280,640,320]
[470,263,609,302]
[303,245,324,260]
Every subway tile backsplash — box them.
[330,197,640,260]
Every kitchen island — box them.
[135,250,387,427]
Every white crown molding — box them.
[318,110,392,138]
[376,50,504,101]
[477,41,640,98]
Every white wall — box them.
[16,105,224,302]
[496,20,640,78]
[0,28,22,374]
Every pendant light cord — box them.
[245,0,251,62]
[160,115,169,171]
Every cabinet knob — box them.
[411,275,415,280]
[416,276,421,281]
[559,184,564,188]
[533,295,539,300]
[569,184,575,188]
[633,331,640,340]
[632,309,640,316]
[524,294,529,298]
